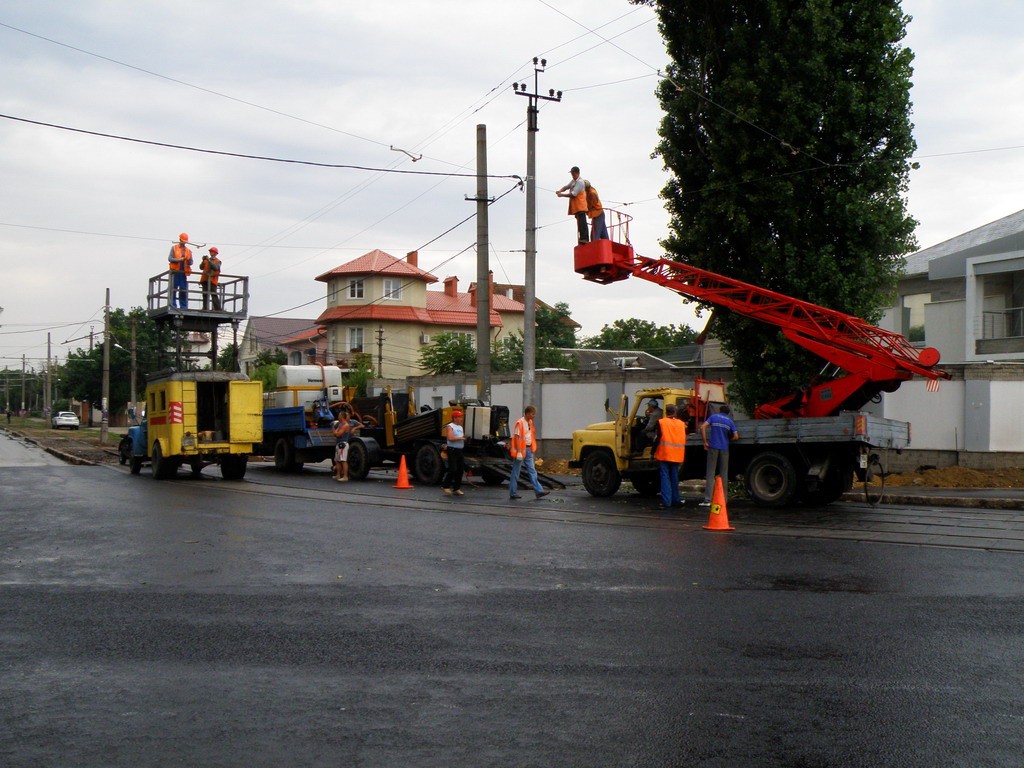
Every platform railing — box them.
[147,271,249,318]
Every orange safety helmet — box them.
[209,247,219,255]
[179,232,189,242]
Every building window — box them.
[901,293,928,342]
[348,327,364,352]
[348,279,364,299]
[452,331,475,347]
[383,279,403,301]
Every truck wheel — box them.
[582,451,621,497]
[151,441,176,480]
[414,442,445,485]
[220,454,248,481]
[118,436,132,465]
[745,451,799,507]
[480,467,506,486]
[190,459,204,477]
[129,455,143,475]
[629,473,660,497]
[273,438,301,472]
[801,464,853,506]
[347,439,371,481]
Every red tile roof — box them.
[279,326,327,345]
[315,249,438,283]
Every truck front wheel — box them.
[582,451,621,497]
[151,441,177,480]
[745,451,799,508]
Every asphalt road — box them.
[2,454,1024,767]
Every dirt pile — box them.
[882,465,1024,488]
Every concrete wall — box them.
[367,362,1024,468]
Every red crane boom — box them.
[574,238,949,419]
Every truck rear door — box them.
[229,380,264,444]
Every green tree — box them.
[254,348,287,368]
[581,318,696,357]
[635,0,916,413]
[418,333,477,375]
[216,342,240,372]
[59,308,172,412]
[343,353,375,397]
[491,333,576,372]
[536,301,577,349]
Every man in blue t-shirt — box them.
[700,405,739,506]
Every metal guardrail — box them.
[147,271,249,318]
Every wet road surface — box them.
[2,461,1023,767]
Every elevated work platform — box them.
[147,271,249,332]
[147,271,250,369]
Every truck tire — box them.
[347,439,372,481]
[628,473,660,497]
[273,437,302,472]
[414,442,445,486]
[582,451,622,497]
[220,454,248,481]
[129,455,143,475]
[745,451,799,507]
[118,436,132,465]
[801,464,853,506]
[151,441,176,480]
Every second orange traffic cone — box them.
[393,455,414,489]
[702,476,735,531]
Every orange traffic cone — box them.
[393,455,414,489]
[702,476,735,531]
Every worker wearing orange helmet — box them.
[168,232,193,308]
[555,166,590,245]
[200,246,222,311]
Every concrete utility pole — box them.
[376,326,385,377]
[101,288,110,444]
[470,123,493,404]
[130,316,137,423]
[45,333,51,417]
[514,58,561,409]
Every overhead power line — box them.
[0,113,523,181]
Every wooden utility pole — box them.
[376,326,385,377]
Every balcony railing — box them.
[982,307,1024,339]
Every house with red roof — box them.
[314,249,526,378]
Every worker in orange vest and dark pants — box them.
[555,166,590,245]
[200,247,222,311]
[168,232,193,308]
[654,403,687,509]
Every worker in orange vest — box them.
[654,403,687,509]
[167,232,193,308]
[508,405,551,500]
[200,247,222,311]
[585,181,609,241]
[555,166,590,245]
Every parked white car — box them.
[51,411,80,430]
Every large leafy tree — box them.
[536,302,577,349]
[581,318,696,356]
[635,0,917,413]
[59,308,172,412]
[492,333,576,371]
[418,333,478,375]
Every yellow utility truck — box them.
[126,370,263,480]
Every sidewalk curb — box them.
[840,491,1024,511]
[2,428,99,466]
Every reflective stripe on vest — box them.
[654,418,687,463]
[510,416,536,459]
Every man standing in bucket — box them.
[555,166,589,245]
[508,405,550,500]
[168,232,193,309]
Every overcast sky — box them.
[3,0,1024,374]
